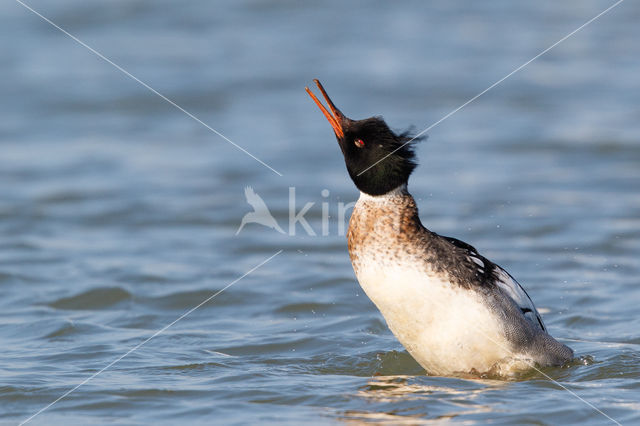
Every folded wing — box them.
[442,236,546,332]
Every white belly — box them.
[355,262,525,375]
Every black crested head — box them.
[338,117,419,195]
[306,80,422,196]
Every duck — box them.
[305,79,573,376]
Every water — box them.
[1,0,639,424]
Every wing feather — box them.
[442,236,546,332]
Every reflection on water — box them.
[343,375,501,424]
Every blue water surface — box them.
[1,1,639,424]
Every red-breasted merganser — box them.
[306,80,573,376]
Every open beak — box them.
[305,79,345,139]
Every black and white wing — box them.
[489,264,546,331]
[443,236,547,332]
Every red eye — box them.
[354,139,365,148]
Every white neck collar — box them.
[358,184,407,202]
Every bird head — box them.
[306,80,420,196]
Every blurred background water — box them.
[1,0,639,424]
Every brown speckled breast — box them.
[346,187,482,288]
[348,188,427,275]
